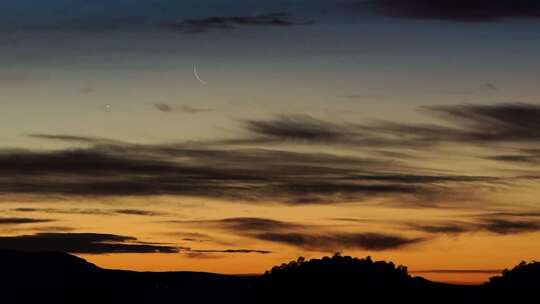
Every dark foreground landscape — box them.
[1,250,539,304]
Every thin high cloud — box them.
[408,216,540,236]
[175,217,424,251]
[368,0,540,21]
[163,231,273,256]
[246,115,349,143]
[411,269,502,274]
[0,233,178,254]
[255,232,424,251]
[167,232,218,243]
[181,249,272,259]
[154,103,173,112]
[3,102,535,206]
[243,103,540,162]
[0,137,493,206]
[28,134,120,145]
[167,13,314,33]
[188,249,271,254]
[481,218,540,235]
[238,103,540,185]
[487,149,540,165]
[0,217,54,225]
[246,103,540,146]
[240,114,421,148]
[153,103,212,114]
[12,208,109,216]
[407,222,474,235]
[114,209,167,216]
[422,103,540,143]
[487,210,540,218]
[177,217,304,231]
[11,207,167,217]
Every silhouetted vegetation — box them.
[258,253,416,303]
[0,249,538,303]
[484,261,540,302]
[265,253,409,279]
[488,260,540,288]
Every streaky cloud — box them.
[0,138,490,205]
[0,233,178,254]
[167,13,314,33]
[254,232,425,251]
[0,217,55,225]
[153,103,213,114]
[244,103,540,147]
[175,217,424,251]
[188,249,272,254]
[411,269,502,274]
[368,0,540,21]
[408,214,540,236]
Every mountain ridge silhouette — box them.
[0,250,537,303]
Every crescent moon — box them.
[193,65,208,85]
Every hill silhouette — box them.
[258,253,477,304]
[0,249,254,303]
[484,260,540,302]
[260,254,412,303]
[0,249,537,303]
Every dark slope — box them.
[0,250,255,303]
[258,255,478,304]
[0,250,536,304]
[484,261,540,303]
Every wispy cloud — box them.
[407,222,474,235]
[368,0,540,21]
[407,214,540,236]
[0,139,489,205]
[167,13,314,33]
[486,149,540,165]
[188,249,271,254]
[176,217,304,231]
[0,217,55,225]
[421,103,540,143]
[154,103,173,112]
[0,233,178,254]
[244,103,540,147]
[480,218,540,235]
[254,232,425,251]
[153,103,212,114]
[4,103,536,206]
[114,209,167,216]
[411,269,502,274]
[238,103,540,179]
[245,115,349,143]
[12,207,167,217]
[174,217,424,251]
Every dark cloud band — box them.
[0,217,54,225]
[254,232,425,251]
[175,217,424,251]
[168,13,313,33]
[3,102,535,207]
[0,233,178,254]
[369,0,540,21]
[0,141,488,205]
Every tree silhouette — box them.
[2,249,540,304]
[259,254,415,303]
[476,261,540,303]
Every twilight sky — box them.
[1,0,540,284]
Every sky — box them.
[1,0,540,284]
